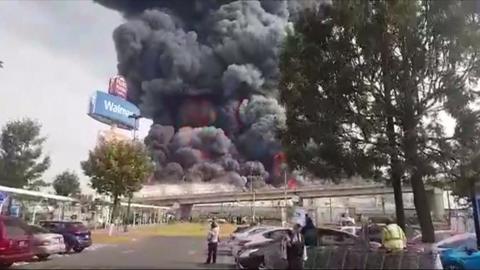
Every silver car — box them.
[29,225,65,260]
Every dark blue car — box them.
[38,221,92,253]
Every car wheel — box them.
[73,247,84,253]
[0,262,13,268]
[37,254,50,261]
[258,261,267,270]
[445,263,464,270]
[65,244,72,253]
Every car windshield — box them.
[233,227,250,233]
[66,222,87,231]
[437,234,477,250]
[411,231,454,244]
[29,225,49,234]
[247,228,268,235]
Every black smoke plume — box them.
[96,0,326,187]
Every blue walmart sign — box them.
[88,91,140,130]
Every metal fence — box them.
[264,247,442,270]
[304,247,442,270]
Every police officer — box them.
[382,218,407,252]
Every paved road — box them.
[13,237,235,269]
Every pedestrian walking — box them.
[282,223,306,270]
[205,221,220,264]
[382,218,407,252]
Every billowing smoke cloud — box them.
[97,0,326,188]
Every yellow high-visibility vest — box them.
[382,224,406,251]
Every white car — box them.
[434,233,477,251]
[408,231,468,253]
[231,226,276,242]
[232,227,291,259]
[340,226,361,236]
[227,225,276,252]
[29,225,65,260]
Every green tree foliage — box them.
[81,139,153,221]
[280,0,480,242]
[0,119,50,189]
[53,171,81,196]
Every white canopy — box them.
[0,185,77,202]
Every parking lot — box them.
[12,236,235,269]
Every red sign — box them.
[108,75,128,99]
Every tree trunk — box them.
[401,88,435,241]
[390,151,406,230]
[397,22,435,242]
[110,194,119,224]
[380,13,406,231]
[402,85,435,243]
[123,194,132,233]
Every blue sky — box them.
[0,0,152,193]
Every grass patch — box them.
[92,223,237,244]
[133,223,236,237]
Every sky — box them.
[0,0,153,194]
[0,0,458,195]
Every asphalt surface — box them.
[12,237,235,269]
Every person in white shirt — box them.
[205,221,220,264]
[340,213,355,226]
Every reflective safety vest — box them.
[382,224,406,251]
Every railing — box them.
[264,247,442,270]
[305,247,442,270]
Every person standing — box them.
[283,223,305,270]
[382,218,407,252]
[205,221,220,264]
[301,214,317,247]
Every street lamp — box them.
[124,114,141,232]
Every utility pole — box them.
[282,169,288,227]
[250,178,255,223]
[124,114,141,232]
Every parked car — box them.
[235,227,291,270]
[357,223,386,244]
[38,221,92,253]
[228,226,277,253]
[232,227,287,258]
[237,227,381,270]
[408,230,458,252]
[231,226,276,242]
[434,233,479,270]
[0,216,34,268]
[339,226,361,236]
[28,225,65,260]
[441,247,480,270]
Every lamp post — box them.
[124,114,141,232]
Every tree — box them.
[280,0,480,243]
[53,171,81,196]
[81,139,153,223]
[0,118,50,189]
[26,179,50,192]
